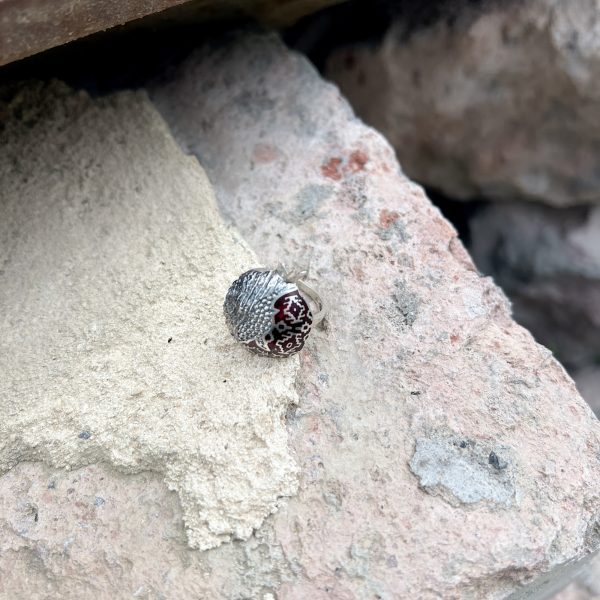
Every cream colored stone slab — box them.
[0,81,299,551]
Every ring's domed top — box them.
[224,269,296,342]
[223,268,313,357]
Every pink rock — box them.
[152,33,600,598]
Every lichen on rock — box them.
[410,436,515,507]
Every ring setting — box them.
[223,267,324,357]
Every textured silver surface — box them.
[224,269,296,343]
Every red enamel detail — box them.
[247,291,312,357]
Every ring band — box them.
[295,279,326,326]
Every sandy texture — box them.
[0,81,299,551]
[0,461,298,598]
[326,0,600,206]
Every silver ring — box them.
[223,266,325,357]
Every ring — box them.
[223,266,325,357]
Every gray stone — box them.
[410,437,515,507]
[552,552,600,599]
[326,0,600,207]
[575,367,600,417]
[468,202,600,371]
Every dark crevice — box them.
[0,18,261,94]
[284,0,515,71]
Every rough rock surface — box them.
[468,202,600,373]
[0,81,300,551]
[575,368,600,417]
[326,0,600,207]
[153,33,600,598]
[552,553,600,600]
[1,33,599,599]
[0,461,300,598]
[0,0,188,66]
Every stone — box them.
[326,0,600,207]
[152,32,600,598]
[0,0,188,67]
[0,80,300,552]
[2,32,600,599]
[575,367,600,417]
[0,461,298,598]
[409,436,515,507]
[467,202,600,372]
[552,553,600,600]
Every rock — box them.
[0,461,298,598]
[0,0,188,67]
[552,553,600,600]
[0,80,300,552]
[152,32,600,598]
[2,32,600,599]
[467,202,600,372]
[409,436,515,507]
[326,0,600,207]
[575,367,600,417]
[0,0,346,67]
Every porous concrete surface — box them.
[468,202,600,374]
[0,81,300,552]
[152,33,600,598]
[326,0,600,207]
